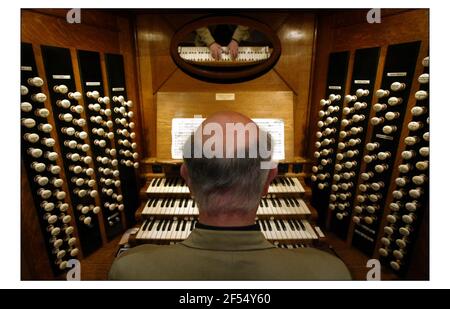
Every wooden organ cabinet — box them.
[20,9,429,280]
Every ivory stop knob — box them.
[411,106,426,116]
[366,206,377,214]
[53,239,64,248]
[22,118,36,128]
[65,226,74,235]
[419,147,429,157]
[389,202,400,211]
[422,56,429,67]
[378,248,389,257]
[50,227,61,236]
[390,82,406,91]
[380,237,391,246]
[32,93,47,103]
[59,203,69,212]
[390,261,401,271]
[27,77,44,87]
[21,85,29,96]
[59,261,68,270]
[387,97,402,106]
[412,175,426,185]
[399,227,410,236]
[418,73,429,84]
[402,214,414,224]
[68,91,82,100]
[375,89,389,98]
[83,216,92,225]
[416,161,429,170]
[356,89,369,97]
[384,226,394,235]
[61,215,71,224]
[21,102,33,112]
[393,250,404,260]
[70,248,79,257]
[415,90,428,100]
[68,237,77,246]
[336,213,345,220]
[396,239,407,249]
[53,84,69,94]
[352,216,361,224]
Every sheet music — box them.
[171,118,285,160]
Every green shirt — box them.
[109,228,352,280]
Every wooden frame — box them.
[169,15,282,83]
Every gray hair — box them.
[182,130,273,215]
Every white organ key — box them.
[314,226,325,238]
[145,219,159,240]
[183,220,192,239]
[136,219,147,239]
[258,221,267,239]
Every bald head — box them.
[181,111,277,226]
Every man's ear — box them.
[261,167,278,196]
[180,163,189,183]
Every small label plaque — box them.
[215,93,235,101]
[21,66,32,71]
[328,86,341,90]
[376,134,394,141]
[112,87,125,92]
[86,81,101,86]
[52,75,71,80]
[387,72,407,77]
[354,80,370,84]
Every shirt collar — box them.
[195,222,260,231]
[180,227,275,251]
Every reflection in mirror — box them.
[177,24,273,66]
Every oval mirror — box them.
[170,15,282,83]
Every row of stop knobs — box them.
[351,79,412,225]
[328,89,370,219]
[21,76,80,270]
[84,90,125,214]
[378,56,429,272]
[311,93,343,189]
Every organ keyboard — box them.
[178,46,272,66]
[144,176,305,196]
[138,197,310,218]
[130,164,322,247]
[132,217,322,245]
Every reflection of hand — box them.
[227,40,239,60]
[209,43,222,60]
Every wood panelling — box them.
[135,14,177,93]
[160,69,290,92]
[333,9,429,51]
[275,13,316,158]
[21,10,120,53]
[30,9,120,31]
[135,11,317,158]
[156,92,294,160]
[306,13,334,163]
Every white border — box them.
[3,0,450,289]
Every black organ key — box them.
[298,220,306,231]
